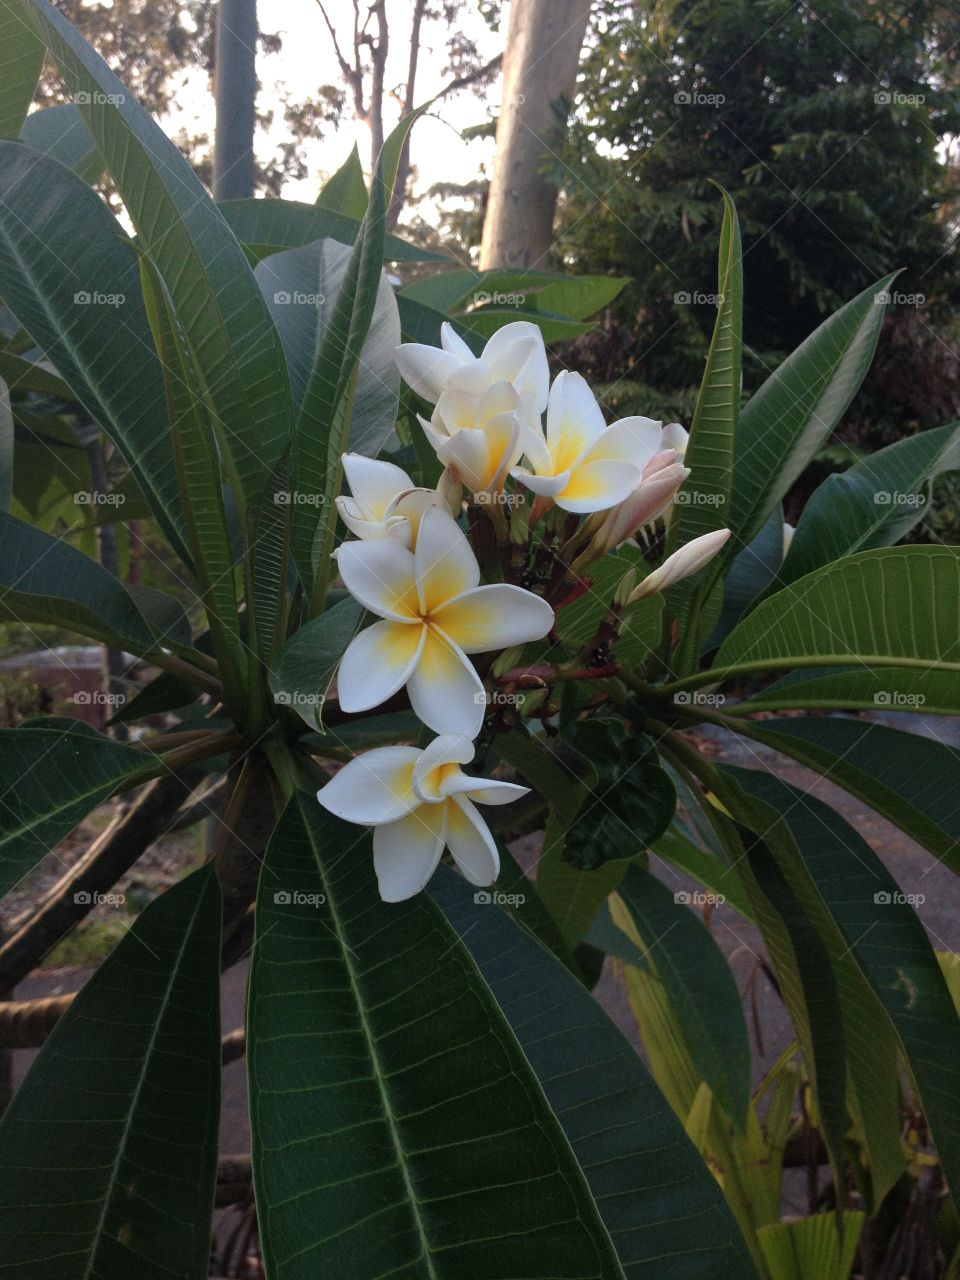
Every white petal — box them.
[435,426,494,497]
[660,422,689,456]
[511,465,571,498]
[407,629,485,736]
[630,529,732,599]
[516,422,553,476]
[482,322,549,413]
[412,733,475,802]
[395,343,464,402]
[336,619,425,712]
[413,506,480,614]
[555,459,643,514]
[440,775,529,806]
[341,453,413,521]
[445,797,500,886]
[431,584,554,653]
[334,537,419,620]
[373,804,448,902]
[546,371,605,467]
[580,416,663,469]
[316,746,420,825]
[335,496,411,546]
[440,321,475,360]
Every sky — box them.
[166,0,504,208]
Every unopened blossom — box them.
[333,507,554,736]
[512,371,663,513]
[420,380,523,498]
[782,521,796,553]
[660,422,690,456]
[335,453,451,547]
[628,529,732,603]
[581,450,690,556]
[395,320,549,421]
[317,733,527,902]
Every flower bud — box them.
[627,528,731,603]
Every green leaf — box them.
[0,375,11,511]
[248,796,626,1279]
[19,102,100,181]
[266,596,363,729]
[665,188,741,561]
[615,864,751,1127]
[778,423,960,586]
[0,0,43,136]
[136,251,246,709]
[256,238,401,458]
[726,768,960,1209]
[737,666,960,716]
[0,141,191,564]
[732,716,960,879]
[0,722,155,898]
[0,865,221,1278]
[316,144,368,218]
[652,826,755,921]
[756,1212,864,1280]
[0,347,75,399]
[459,308,594,343]
[730,274,897,551]
[556,546,662,669]
[219,197,450,264]
[430,865,760,1280]
[0,508,157,651]
[705,547,960,689]
[15,0,293,514]
[707,506,783,648]
[291,108,426,600]
[111,669,198,725]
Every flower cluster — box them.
[318,321,730,901]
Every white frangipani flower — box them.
[317,734,527,902]
[420,380,523,498]
[395,320,549,418]
[333,507,554,736]
[512,371,664,513]
[335,453,450,548]
[627,528,732,603]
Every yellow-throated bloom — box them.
[335,453,452,548]
[317,733,526,902]
[512,371,664,513]
[333,507,554,736]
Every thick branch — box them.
[0,770,201,989]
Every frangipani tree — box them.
[0,3,959,1279]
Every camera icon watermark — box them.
[273,490,325,506]
[874,89,925,106]
[674,889,726,906]
[873,889,925,905]
[274,691,324,709]
[674,89,725,106]
[74,90,125,106]
[73,890,125,906]
[473,689,523,707]
[874,289,926,307]
[873,489,927,507]
[74,491,126,507]
[273,290,325,306]
[273,889,325,907]
[73,690,125,707]
[473,290,526,308]
[674,489,725,506]
[673,690,725,707]
[73,290,125,308]
[473,889,526,906]
[873,690,926,707]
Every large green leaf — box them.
[15,0,292,513]
[732,716,960,878]
[665,189,741,561]
[0,720,155,898]
[247,795,626,1279]
[256,238,401,458]
[218,197,449,264]
[0,0,43,136]
[267,596,363,729]
[0,864,221,1278]
[315,144,368,218]
[429,865,759,1280]
[725,766,960,1212]
[707,506,783,648]
[19,101,101,180]
[736,666,960,716]
[729,273,897,550]
[0,508,157,651]
[700,547,960,689]
[137,251,246,709]
[0,141,191,563]
[778,423,960,585]
[615,864,751,1127]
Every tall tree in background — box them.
[479,0,591,269]
[212,0,257,198]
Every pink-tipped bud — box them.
[587,461,689,556]
[628,529,732,603]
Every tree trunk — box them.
[479,0,592,271]
[212,0,258,200]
